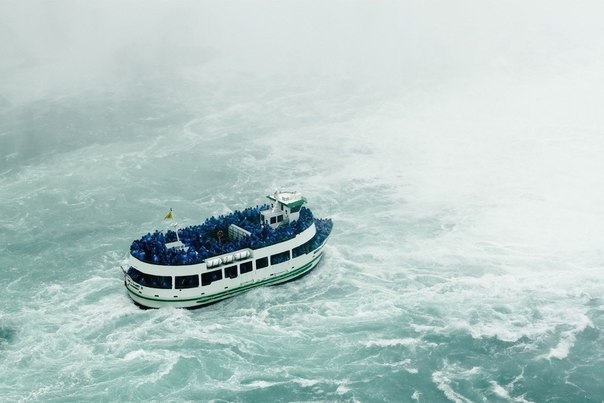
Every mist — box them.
[2,1,604,280]
[3,1,602,98]
[3,1,604,173]
[1,1,604,401]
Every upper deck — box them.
[130,205,316,266]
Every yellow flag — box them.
[164,209,173,220]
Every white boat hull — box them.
[123,223,329,309]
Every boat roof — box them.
[267,190,306,208]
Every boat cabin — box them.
[261,190,306,229]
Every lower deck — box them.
[125,239,328,308]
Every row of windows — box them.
[263,213,285,225]
[200,251,291,286]
[129,241,312,289]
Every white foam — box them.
[363,338,421,348]
[336,384,350,395]
[542,314,593,360]
[432,371,474,403]
[244,380,280,389]
[490,380,510,399]
[432,362,485,403]
[294,378,321,387]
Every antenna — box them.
[272,188,280,212]
[172,222,180,242]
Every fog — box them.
[3,1,603,102]
[2,2,604,400]
[2,0,604,256]
[4,0,604,262]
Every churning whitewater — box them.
[1,1,604,402]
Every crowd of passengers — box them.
[127,218,334,289]
[130,206,323,266]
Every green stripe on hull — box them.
[126,252,323,308]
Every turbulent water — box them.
[1,2,604,402]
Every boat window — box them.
[292,238,313,258]
[201,269,223,286]
[175,274,199,289]
[277,215,283,222]
[240,261,253,274]
[270,216,277,224]
[225,265,238,279]
[256,257,269,270]
[127,267,172,289]
[290,205,301,213]
[270,250,291,265]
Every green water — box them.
[1,2,604,401]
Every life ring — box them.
[217,230,224,238]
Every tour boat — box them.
[121,190,333,308]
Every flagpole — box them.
[165,208,181,243]
[173,222,180,242]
